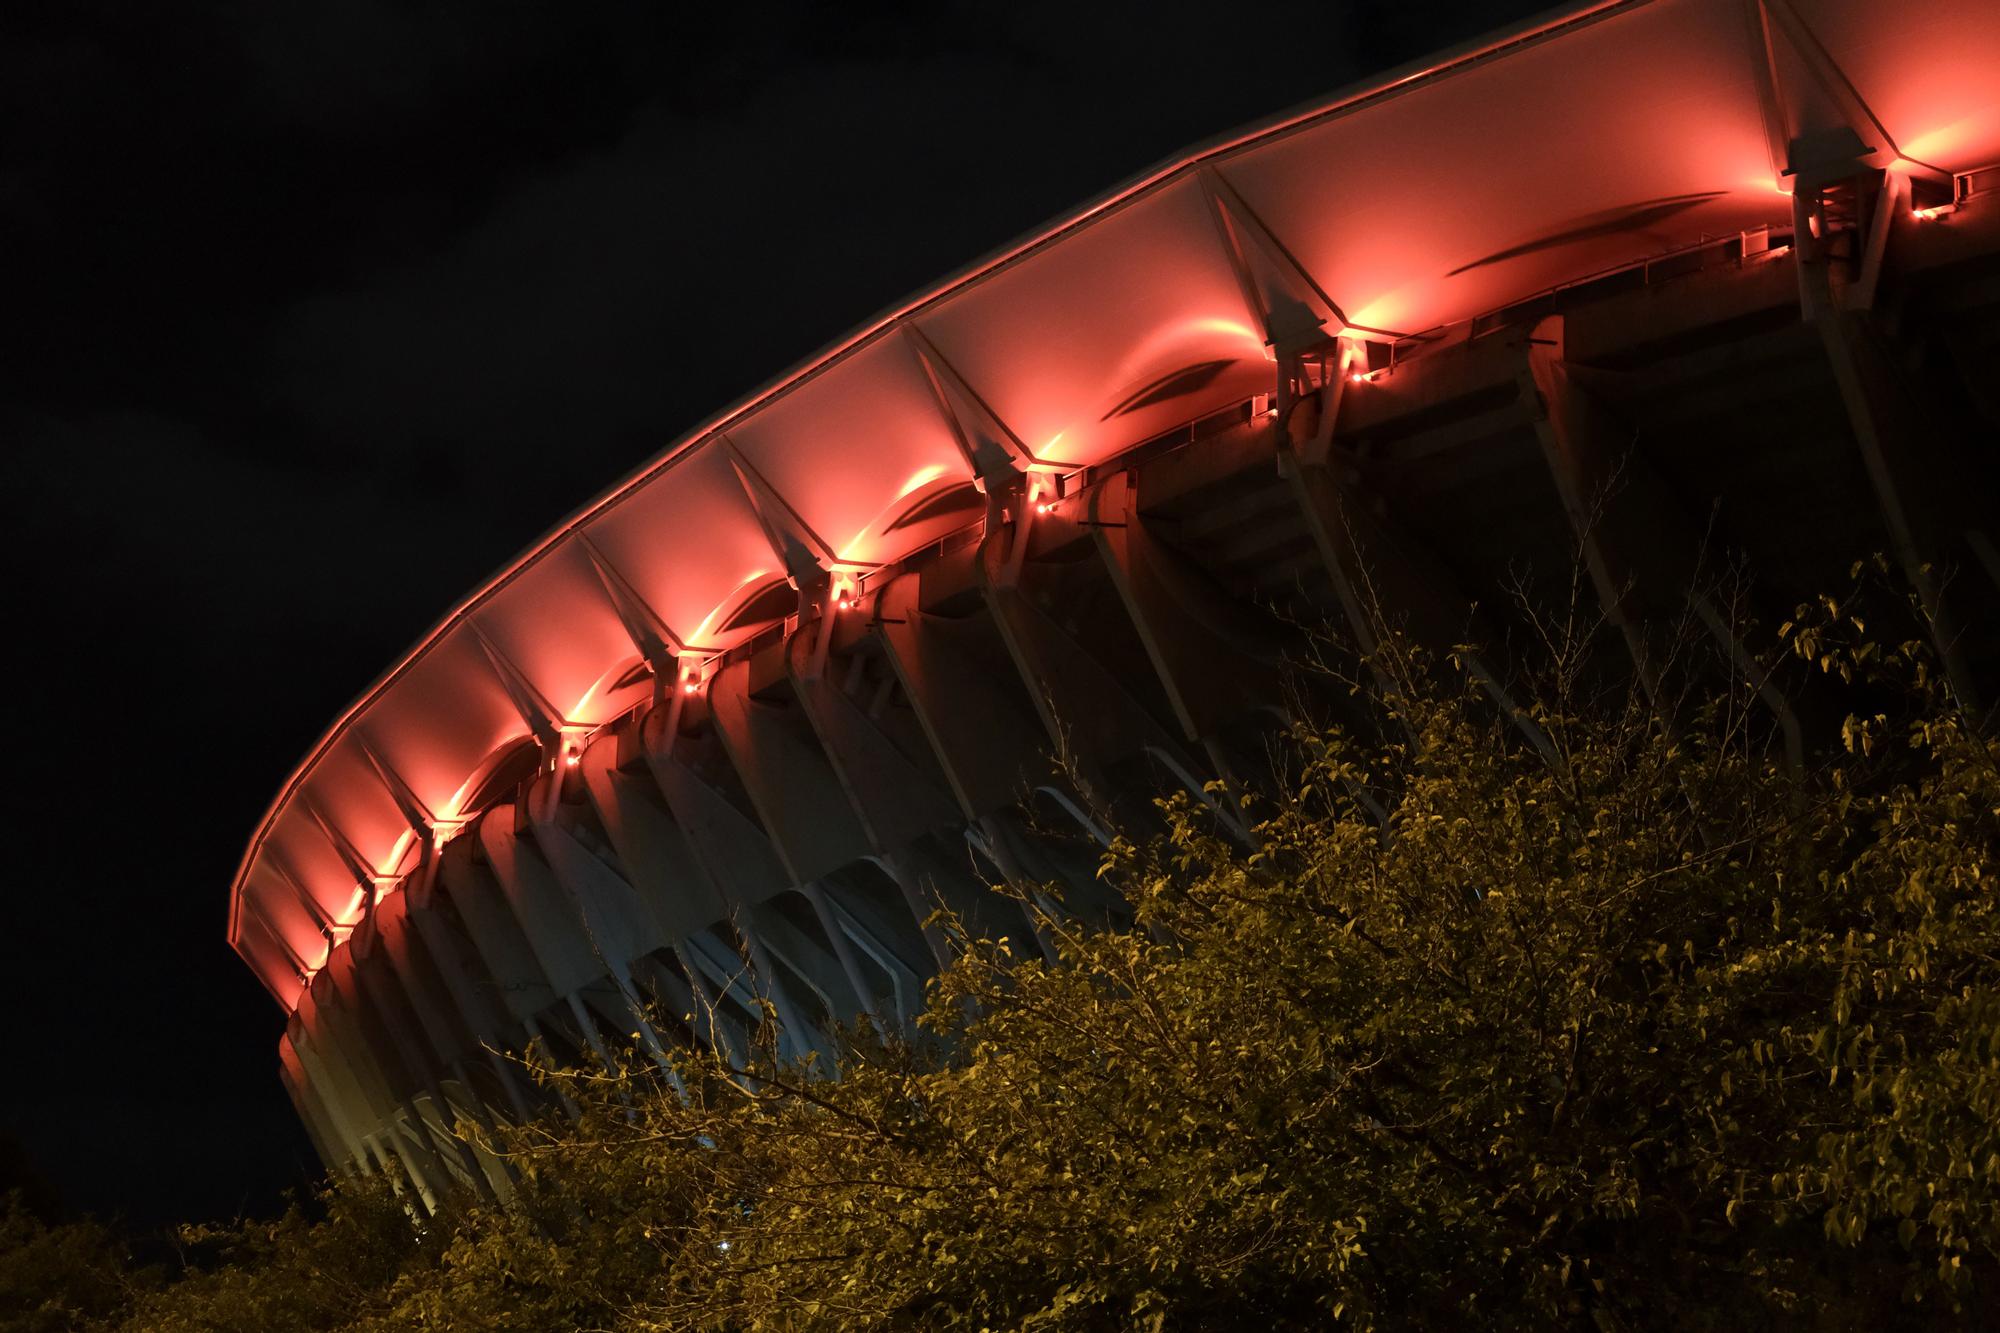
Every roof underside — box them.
[231,0,2000,1007]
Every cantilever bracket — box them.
[1280,340,1359,469]
[576,532,713,704]
[722,436,864,588]
[903,324,1056,485]
[1757,0,1951,186]
[1000,475,1054,589]
[469,620,576,822]
[243,894,316,982]
[468,621,564,752]
[722,436,877,680]
[576,531,726,716]
[1198,166,1353,413]
[358,739,433,832]
[1752,0,1952,318]
[357,738,445,891]
[901,324,1070,589]
[1198,166,1346,354]
[268,853,341,945]
[303,799,390,918]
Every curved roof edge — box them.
[227,0,1641,947]
[235,0,2000,993]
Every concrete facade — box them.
[229,0,2000,1201]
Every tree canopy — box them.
[8,577,1997,1331]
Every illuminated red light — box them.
[229,0,2000,1019]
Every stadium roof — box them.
[230,0,2000,1007]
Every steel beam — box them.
[704,656,875,883]
[1800,269,1993,718]
[871,569,1052,821]
[1083,470,1284,744]
[281,1032,365,1178]
[1280,375,1555,760]
[433,830,558,1030]
[345,921,500,1202]
[277,1060,345,1179]
[785,627,961,851]
[975,519,1185,783]
[325,943,494,1203]
[477,810,616,1004]
[1518,314,1812,763]
[644,706,803,911]
[302,979,447,1211]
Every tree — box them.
[0,1193,144,1333]
[23,571,2000,1330]
[426,574,1999,1330]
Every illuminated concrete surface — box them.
[228,0,2000,1202]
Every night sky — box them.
[2,0,1542,1229]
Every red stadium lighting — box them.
[222,0,2000,1187]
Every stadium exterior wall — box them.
[226,0,2000,1204]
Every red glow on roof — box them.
[227,0,2000,1007]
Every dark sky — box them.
[1,0,1542,1229]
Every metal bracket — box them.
[903,324,1053,485]
[1198,166,1348,414]
[469,621,564,752]
[577,532,712,705]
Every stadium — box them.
[227,0,2000,1208]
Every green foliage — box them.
[0,1194,144,1333]
[566,592,1997,1330]
[116,1181,433,1333]
[8,587,1997,1330]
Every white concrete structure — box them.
[229,0,2000,1200]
